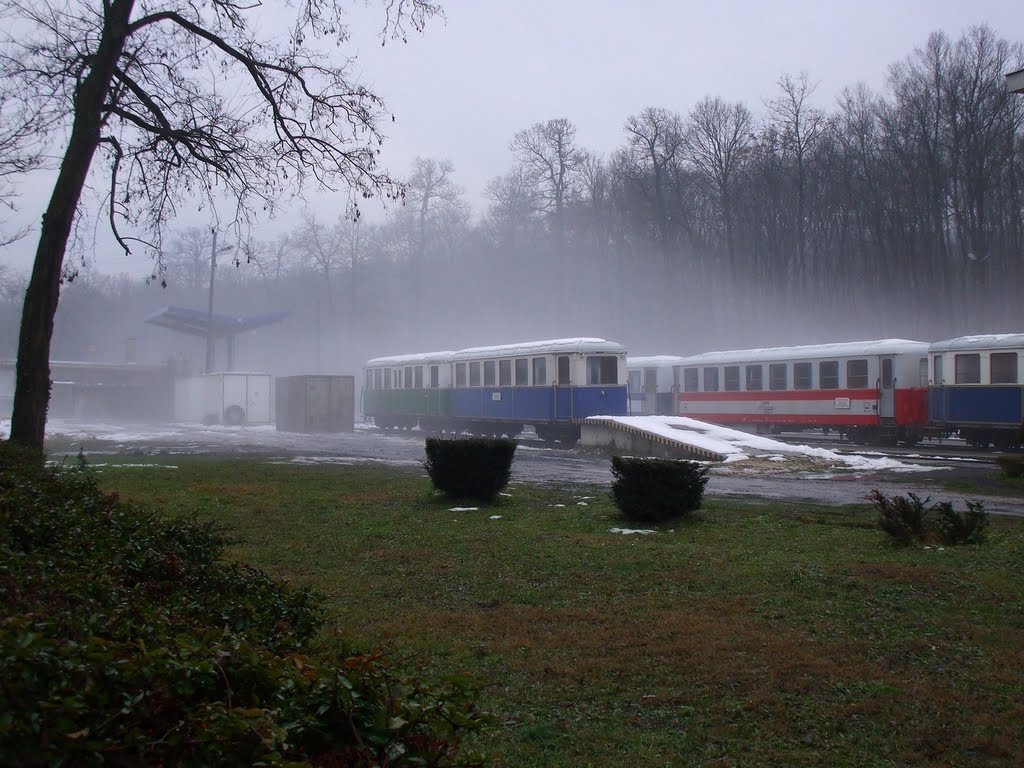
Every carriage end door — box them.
[879,356,895,419]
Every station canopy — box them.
[145,305,288,339]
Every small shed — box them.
[275,375,354,433]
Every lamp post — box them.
[205,228,233,373]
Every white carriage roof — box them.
[929,333,1024,352]
[365,351,456,366]
[674,339,930,366]
[450,337,626,361]
[627,355,688,368]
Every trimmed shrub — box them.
[0,446,490,766]
[869,489,988,546]
[424,437,517,502]
[610,456,709,524]
[996,454,1024,478]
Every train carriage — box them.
[447,338,627,442]
[928,334,1024,450]
[626,356,686,416]
[671,339,930,445]
[362,351,454,430]
[362,338,628,444]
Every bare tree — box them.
[510,118,583,244]
[1,0,440,450]
[684,96,753,262]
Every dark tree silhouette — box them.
[1,0,439,450]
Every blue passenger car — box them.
[447,338,628,443]
[928,334,1024,450]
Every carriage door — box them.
[643,368,658,415]
[879,356,895,419]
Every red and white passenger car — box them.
[671,339,930,445]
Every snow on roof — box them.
[627,355,688,368]
[929,334,1024,352]
[592,415,936,472]
[673,339,929,366]
[450,338,626,361]
[365,351,456,366]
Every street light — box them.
[205,228,234,373]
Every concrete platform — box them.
[582,417,728,462]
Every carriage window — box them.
[374,369,382,389]
[587,356,618,385]
[366,370,373,390]
[456,363,467,387]
[881,358,893,389]
[483,361,496,387]
[414,366,424,388]
[384,368,392,389]
[724,366,740,391]
[628,370,641,392]
[405,366,413,389]
[683,367,699,392]
[673,367,682,391]
[745,365,763,391]
[847,359,868,388]
[769,363,787,390]
[515,358,529,385]
[703,367,719,392]
[469,362,481,386]
[819,361,839,389]
[933,356,943,385]
[918,358,928,387]
[430,365,439,388]
[991,353,1018,384]
[794,362,812,390]
[499,359,512,386]
[557,356,570,385]
[954,354,980,384]
[533,357,547,386]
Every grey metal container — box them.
[275,375,354,433]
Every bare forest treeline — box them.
[2,25,1022,376]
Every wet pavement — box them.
[19,419,1024,517]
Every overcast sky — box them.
[3,0,1022,278]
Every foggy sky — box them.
[2,0,1022,279]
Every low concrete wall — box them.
[581,420,726,462]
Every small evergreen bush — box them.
[868,489,928,545]
[996,454,1024,478]
[610,456,709,524]
[0,442,490,766]
[933,499,989,545]
[424,437,517,502]
[868,488,988,546]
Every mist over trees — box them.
[1,24,1021,378]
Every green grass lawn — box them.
[95,455,1024,767]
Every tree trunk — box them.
[8,0,135,451]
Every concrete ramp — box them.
[582,417,729,462]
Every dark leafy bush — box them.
[0,442,490,766]
[424,437,517,503]
[869,488,988,546]
[610,456,709,524]
[996,454,1024,478]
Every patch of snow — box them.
[85,463,178,469]
[609,527,656,535]
[551,504,566,507]
[591,415,939,472]
[449,506,479,512]
[489,515,502,520]
[577,501,588,506]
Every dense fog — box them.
[1,25,1022,383]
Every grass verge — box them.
[95,455,1024,767]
